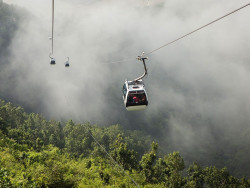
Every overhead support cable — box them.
[102,57,135,64]
[86,126,141,188]
[145,3,250,56]
[52,0,54,55]
[64,97,141,188]
[106,3,250,65]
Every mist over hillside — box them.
[1,0,250,177]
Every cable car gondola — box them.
[122,55,149,111]
[49,53,56,65]
[123,79,148,111]
[50,57,56,65]
[65,57,70,67]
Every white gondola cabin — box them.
[65,57,70,67]
[122,80,148,111]
[50,57,56,65]
[65,61,69,67]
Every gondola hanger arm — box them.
[134,52,148,82]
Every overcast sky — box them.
[2,0,250,167]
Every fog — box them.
[2,0,250,174]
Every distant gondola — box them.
[50,57,56,65]
[65,57,70,67]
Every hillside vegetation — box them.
[1,99,250,187]
[1,2,250,187]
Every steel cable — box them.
[144,3,250,56]
[64,96,141,188]
[52,0,54,55]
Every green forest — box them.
[1,1,250,187]
[1,99,250,187]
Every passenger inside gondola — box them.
[126,93,148,106]
[139,93,147,104]
[133,95,139,103]
[128,94,133,103]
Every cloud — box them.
[2,0,250,173]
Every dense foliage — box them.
[1,1,250,186]
[0,99,250,187]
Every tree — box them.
[140,141,158,183]
[163,152,185,188]
[111,134,138,171]
[154,157,168,183]
[203,166,230,187]
[186,162,204,187]
[64,122,93,157]
[0,168,12,188]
